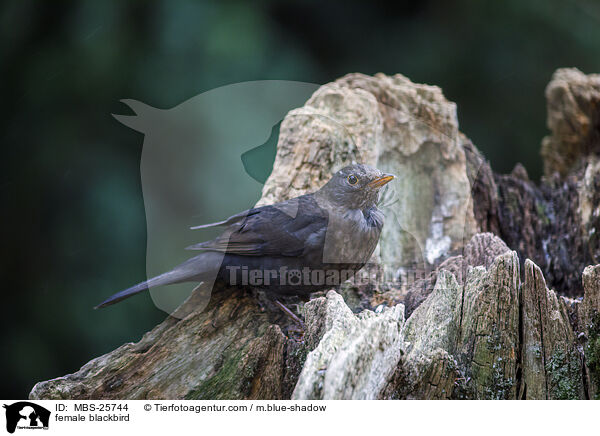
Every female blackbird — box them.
[96,164,394,308]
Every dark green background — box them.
[2,0,600,398]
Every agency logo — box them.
[3,402,50,433]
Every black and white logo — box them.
[3,402,50,433]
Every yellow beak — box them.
[368,174,395,188]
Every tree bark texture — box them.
[31,69,600,400]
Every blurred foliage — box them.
[1,0,600,398]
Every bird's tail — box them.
[94,269,190,309]
[95,252,225,309]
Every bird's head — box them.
[317,164,395,210]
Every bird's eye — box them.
[347,174,359,185]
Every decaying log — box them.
[29,286,298,399]
[31,69,600,400]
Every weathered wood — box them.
[465,142,597,298]
[581,264,600,399]
[30,69,600,400]
[541,68,600,178]
[521,260,584,399]
[292,292,405,399]
[30,286,300,399]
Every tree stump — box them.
[31,69,600,400]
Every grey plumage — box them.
[96,164,394,308]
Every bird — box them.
[95,164,394,309]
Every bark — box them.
[31,69,600,400]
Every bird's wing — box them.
[186,195,328,257]
[190,208,258,230]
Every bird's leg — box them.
[275,300,305,330]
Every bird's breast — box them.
[319,207,383,265]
